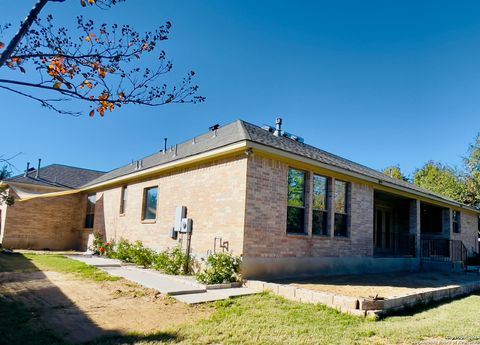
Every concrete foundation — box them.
[242,256,420,279]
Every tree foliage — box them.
[382,165,408,181]
[413,162,465,202]
[0,0,204,117]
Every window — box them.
[287,168,306,234]
[142,186,158,220]
[85,194,96,228]
[119,186,127,214]
[334,180,349,237]
[312,175,328,235]
[452,210,461,233]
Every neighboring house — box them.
[1,119,479,278]
[0,164,104,250]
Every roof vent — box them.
[35,158,41,179]
[262,118,305,143]
[273,118,283,137]
[209,124,220,131]
[24,162,30,177]
[134,160,143,170]
[261,125,274,133]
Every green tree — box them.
[413,162,465,202]
[0,165,12,180]
[0,0,204,116]
[382,165,408,181]
[462,134,480,208]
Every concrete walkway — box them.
[67,255,257,304]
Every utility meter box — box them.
[175,206,187,232]
[168,227,178,239]
[180,218,193,233]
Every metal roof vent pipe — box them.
[274,118,283,137]
[24,162,30,177]
[35,158,41,179]
[163,138,167,154]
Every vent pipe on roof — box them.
[24,162,30,177]
[163,138,167,153]
[274,118,283,137]
[35,158,41,179]
[173,144,178,157]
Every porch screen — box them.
[312,175,328,235]
[287,168,306,234]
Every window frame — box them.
[333,179,349,238]
[142,186,158,222]
[312,174,329,236]
[119,185,128,215]
[452,210,461,234]
[286,168,307,235]
[84,193,96,229]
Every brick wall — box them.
[243,154,374,258]
[93,155,248,257]
[1,190,86,250]
[452,211,478,256]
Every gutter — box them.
[15,138,480,214]
[18,141,249,201]
[246,141,480,214]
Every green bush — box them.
[90,232,114,257]
[109,239,194,274]
[196,252,241,284]
[111,238,135,262]
[153,246,191,275]
[129,241,157,267]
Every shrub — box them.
[153,246,192,275]
[111,238,135,262]
[196,252,241,284]
[90,232,114,256]
[130,241,157,267]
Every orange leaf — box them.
[53,82,62,89]
[0,42,5,49]
[85,36,91,42]
[88,0,95,4]
[80,0,86,6]
[89,110,95,117]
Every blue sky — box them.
[2,0,480,177]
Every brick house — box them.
[1,119,479,278]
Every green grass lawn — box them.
[1,252,480,345]
[0,252,119,281]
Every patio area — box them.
[276,271,480,299]
[245,271,480,317]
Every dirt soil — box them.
[278,271,480,299]
[0,270,212,343]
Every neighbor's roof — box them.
[81,120,468,209]
[6,164,105,189]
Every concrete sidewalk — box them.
[67,255,257,304]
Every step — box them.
[174,287,257,304]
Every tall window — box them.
[312,175,328,235]
[142,186,158,220]
[85,194,96,228]
[287,168,306,234]
[452,210,461,233]
[119,186,128,214]
[334,180,349,237]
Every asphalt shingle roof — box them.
[6,164,105,189]
[81,120,463,207]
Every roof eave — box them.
[247,140,480,214]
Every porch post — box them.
[409,199,421,258]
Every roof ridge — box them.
[46,163,106,173]
[236,120,252,140]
